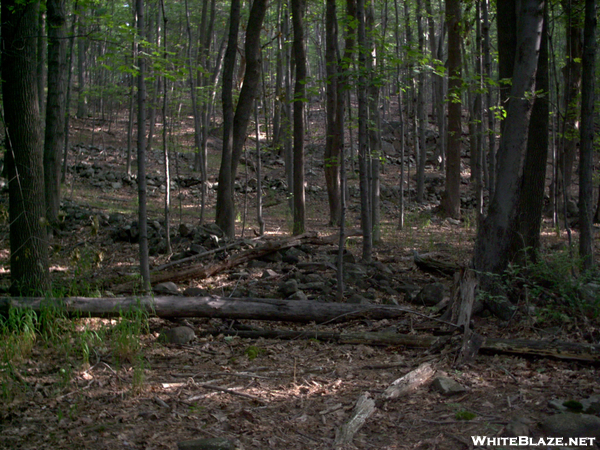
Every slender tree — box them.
[2,0,51,295]
[44,0,68,227]
[215,0,241,238]
[441,0,462,219]
[291,0,306,235]
[578,0,596,271]
[357,0,372,261]
[136,0,151,292]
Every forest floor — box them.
[1,109,599,450]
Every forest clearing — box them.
[1,0,600,449]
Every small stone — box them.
[153,282,180,295]
[261,269,279,279]
[159,326,195,345]
[503,417,532,437]
[183,287,208,297]
[347,294,368,304]
[289,290,308,300]
[278,279,298,297]
[416,283,445,306]
[110,181,123,190]
[179,223,193,237]
[431,376,466,396]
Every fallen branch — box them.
[203,328,600,362]
[113,231,360,292]
[0,295,419,324]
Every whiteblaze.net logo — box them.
[471,436,597,447]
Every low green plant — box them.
[244,345,266,360]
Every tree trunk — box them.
[2,0,51,295]
[367,3,381,245]
[578,0,596,271]
[510,7,549,263]
[37,5,46,120]
[357,0,372,262]
[325,0,342,226]
[557,0,584,200]
[415,0,427,204]
[44,0,68,227]
[441,0,462,219]
[215,0,241,238]
[473,0,544,280]
[291,0,306,235]
[76,4,87,118]
[136,0,151,292]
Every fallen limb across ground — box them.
[112,231,362,293]
[0,295,419,324]
[201,328,600,362]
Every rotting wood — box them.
[383,362,436,399]
[0,296,419,324]
[203,328,600,363]
[113,230,361,292]
[334,392,376,448]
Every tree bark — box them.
[441,0,462,219]
[510,7,549,263]
[215,0,241,238]
[2,0,51,295]
[357,0,372,262]
[44,0,68,226]
[136,0,151,292]
[291,0,306,235]
[325,0,342,226]
[578,0,596,271]
[216,0,268,239]
[76,4,87,118]
[473,0,544,280]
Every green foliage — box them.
[244,345,266,360]
[455,410,477,421]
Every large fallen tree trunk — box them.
[112,231,361,293]
[0,295,417,323]
[202,328,600,362]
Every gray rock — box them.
[183,287,208,297]
[347,294,369,304]
[289,290,308,300]
[279,279,298,297]
[540,413,600,440]
[581,395,600,414]
[110,181,123,190]
[178,437,236,450]
[189,243,207,255]
[305,273,324,283]
[416,283,445,306]
[153,282,180,295]
[261,269,279,279]
[159,326,195,345]
[431,376,466,396]
[179,223,193,237]
[503,417,532,437]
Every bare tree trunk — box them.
[367,3,381,245]
[579,0,596,271]
[291,0,306,235]
[2,0,51,295]
[415,0,427,204]
[325,0,342,226]
[136,0,151,292]
[510,7,549,263]
[44,0,68,227]
[215,0,241,238]
[76,4,87,118]
[37,5,47,120]
[473,0,544,281]
[357,0,372,262]
[61,8,77,184]
[160,0,171,255]
[441,0,462,219]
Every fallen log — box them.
[203,328,600,362]
[113,231,361,293]
[0,295,418,323]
